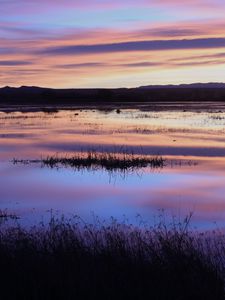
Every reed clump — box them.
[13,151,165,171]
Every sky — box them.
[1,0,225,88]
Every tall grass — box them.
[0,214,224,300]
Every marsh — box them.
[0,103,225,229]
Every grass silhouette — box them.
[13,151,165,171]
[0,214,224,300]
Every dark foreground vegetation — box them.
[13,152,165,171]
[0,214,224,300]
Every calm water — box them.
[1,105,225,229]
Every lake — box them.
[1,103,225,229]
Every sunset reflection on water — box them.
[0,107,225,229]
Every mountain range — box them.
[1,83,225,105]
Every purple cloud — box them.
[0,60,32,66]
[54,62,105,69]
[39,38,225,56]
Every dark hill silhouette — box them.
[139,82,225,89]
[1,83,225,106]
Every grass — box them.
[12,151,166,171]
[0,209,18,225]
[0,214,224,300]
[209,115,225,120]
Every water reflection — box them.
[0,108,225,229]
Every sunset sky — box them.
[1,0,225,88]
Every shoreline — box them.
[1,101,225,113]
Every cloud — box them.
[116,59,225,68]
[0,60,32,66]
[39,38,225,56]
[175,59,225,67]
[54,61,164,70]
[54,62,105,69]
[140,28,205,38]
[53,58,225,71]
[117,62,163,68]
[0,48,17,55]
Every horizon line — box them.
[1,82,225,90]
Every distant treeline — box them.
[1,85,225,105]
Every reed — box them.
[0,214,224,300]
[13,151,165,171]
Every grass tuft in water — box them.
[12,151,165,171]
